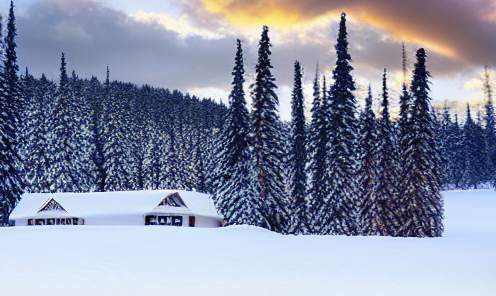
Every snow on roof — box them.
[10,190,220,219]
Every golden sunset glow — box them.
[202,0,463,60]
[202,0,305,29]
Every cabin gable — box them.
[38,198,67,213]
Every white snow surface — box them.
[1,189,495,296]
[9,189,220,219]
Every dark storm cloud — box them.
[204,0,496,67]
[16,0,235,91]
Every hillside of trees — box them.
[1,3,494,238]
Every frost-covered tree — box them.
[289,61,308,234]
[399,48,444,237]
[375,70,401,236]
[357,85,380,235]
[213,39,268,228]
[482,66,496,185]
[319,13,358,235]
[250,26,292,233]
[0,4,24,225]
[47,54,81,192]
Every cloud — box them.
[464,78,483,90]
[16,0,241,94]
[202,0,496,66]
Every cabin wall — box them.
[195,216,221,227]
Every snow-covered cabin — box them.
[9,190,221,227]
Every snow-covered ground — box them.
[1,189,495,296]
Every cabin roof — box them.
[10,190,220,219]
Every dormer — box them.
[38,198,67,213]
[156,192,186,208]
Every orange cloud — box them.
[201,0,496,66]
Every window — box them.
[73,218,79,225]
[28,219,34,226]
[189,216,195,227]
[35,219,45,225]
[47,219,55,225]
[145,215,182,226]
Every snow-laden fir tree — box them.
[461,105,486,189]
[374,69,401,236]
[307,66,327,234]
[399,48,444,237]
[319,13,358,235]
[289,61,308,234]
[357,85,380,235]
[250,27,292,233]
[213,39,268,228]
[438,107,456,188]
[47,53,81,192]
[482,66,496,186]
[451,114,465,189]
[0,3,24,225]
[398,43,412,157]
[103,71,131,191]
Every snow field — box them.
[0,189,495,296]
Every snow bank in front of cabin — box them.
[0,189,495,296]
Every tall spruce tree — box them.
[213,39,267,228]
[319,13,358,235]
[399,48,444,237]
[357,85,380,235]
[289,60,308,234]
[307,66,328,234]
[375,69,401,236]
[47,53,80,192]
[250,26,292,233]
[482,66,496,186]
[0,3,24,225]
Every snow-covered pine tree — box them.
[250,27,292,233]
[398,43,412,159]
[399,48,444,237]
[47,53,81,192]
[0,3,24,225]
[357,85,380,235]
[86,74,106,192]
[451,114,465,189]
[69,71,97,192]
[213,39,268,228]
[307,66,327,234]
[289,60,308,234]
[320,13,358,235]
[482,66,496,186]
[103,72,131,191]
[439,107,456,189]
[461,105,485,189]
[374,69,401,236]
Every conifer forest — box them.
[1,3,495,239]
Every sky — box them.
[1,0,495,120]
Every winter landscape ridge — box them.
[0,189,495,296]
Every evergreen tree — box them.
[374,69,401,236]
[307,66,328,234]
[399,48,444,237]
[319,13,358,235]
[461,105,486,188]
[357,85,380,235]
[47,53,80,192]
[451,114,465,189]
[289,61,308,234]
[0,3,24,225]
[482,66,496,185]
[250,26,292,233]
[213,39,267,228]
[103,73,131,191]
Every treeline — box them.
[19,61,226,194]
[433,75,496,189]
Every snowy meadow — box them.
[1,189,495,296]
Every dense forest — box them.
[1,3,494,238]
